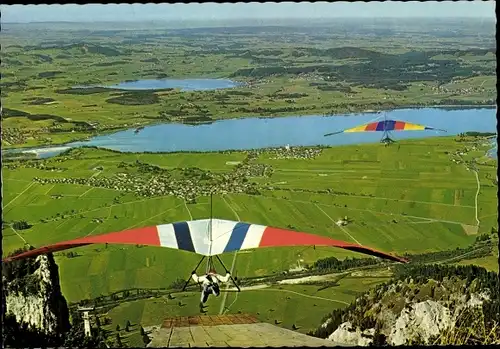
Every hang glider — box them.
[324,119,446,145]
[2,219,408,264]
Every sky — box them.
[1,2,496,23]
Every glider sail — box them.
[2,219,408,264]
[325,120,446,137]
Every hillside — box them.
[310,264,500,346]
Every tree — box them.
[116,324,120,331]
[115,333,122,346]
[372,322,387,346]
[142,334,150,346]
[12,220,31,230]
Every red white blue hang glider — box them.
[2,219,407,264]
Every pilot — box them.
[191,268,231,311]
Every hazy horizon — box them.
[1,2,495,23]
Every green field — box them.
[2,136,497,306]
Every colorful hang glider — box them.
[324,119,446,145]
[2,219,408,264]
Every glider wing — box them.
[325,120,446,136]
[3,219,408,263]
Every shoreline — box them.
[3,134,497,160]
[1,105,495,152]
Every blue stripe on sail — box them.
[376,120,396,131]
[375,122,386,131]
[173,222,195,253]
[224,222,251,253]
[384,120,396,131]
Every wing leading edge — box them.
[3,219,408,264]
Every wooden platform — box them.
[161,314,259,328]
[147,314,339,348]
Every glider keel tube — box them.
[2,219,408,264]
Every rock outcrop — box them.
[311,264,499,346]
[389,300,453,345]
[328,322,375,346]
[2,252,70,345]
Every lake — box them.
[100,78,243,91]
[7,108,497,159]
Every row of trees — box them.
[313,256,379,272]
[106,91,160,106]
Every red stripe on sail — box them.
[258,227,407,263]
[3,226,161,262]
[394,121,406,130]
[78,226,161,246]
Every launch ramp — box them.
[146,314,338,347]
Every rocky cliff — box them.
[2,250,70,346]
[312,264,500,346]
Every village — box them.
[29,146,323,202]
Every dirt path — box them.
[79,187,94,198]
[183,200,193,221]
[4,182,35,209]
[241,193,468,226]
[315,203,362,245]
[10,226,27,244]
[473,170,481,227]
[42,196,169,223]
[437,245,490,264]
[225,286,350,305]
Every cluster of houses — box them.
[1,128,31,145]
[32,159,271,201]
[431,85,487,95]
[18,144,327,204]
[253,145,323,160]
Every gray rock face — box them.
[327,293,490,346]
[328,322,374,346]
[3,254,70,335]
[389,300,453,346]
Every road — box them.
[4,182,35,209]
[473,169,481,227]
[315,203,362,245]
